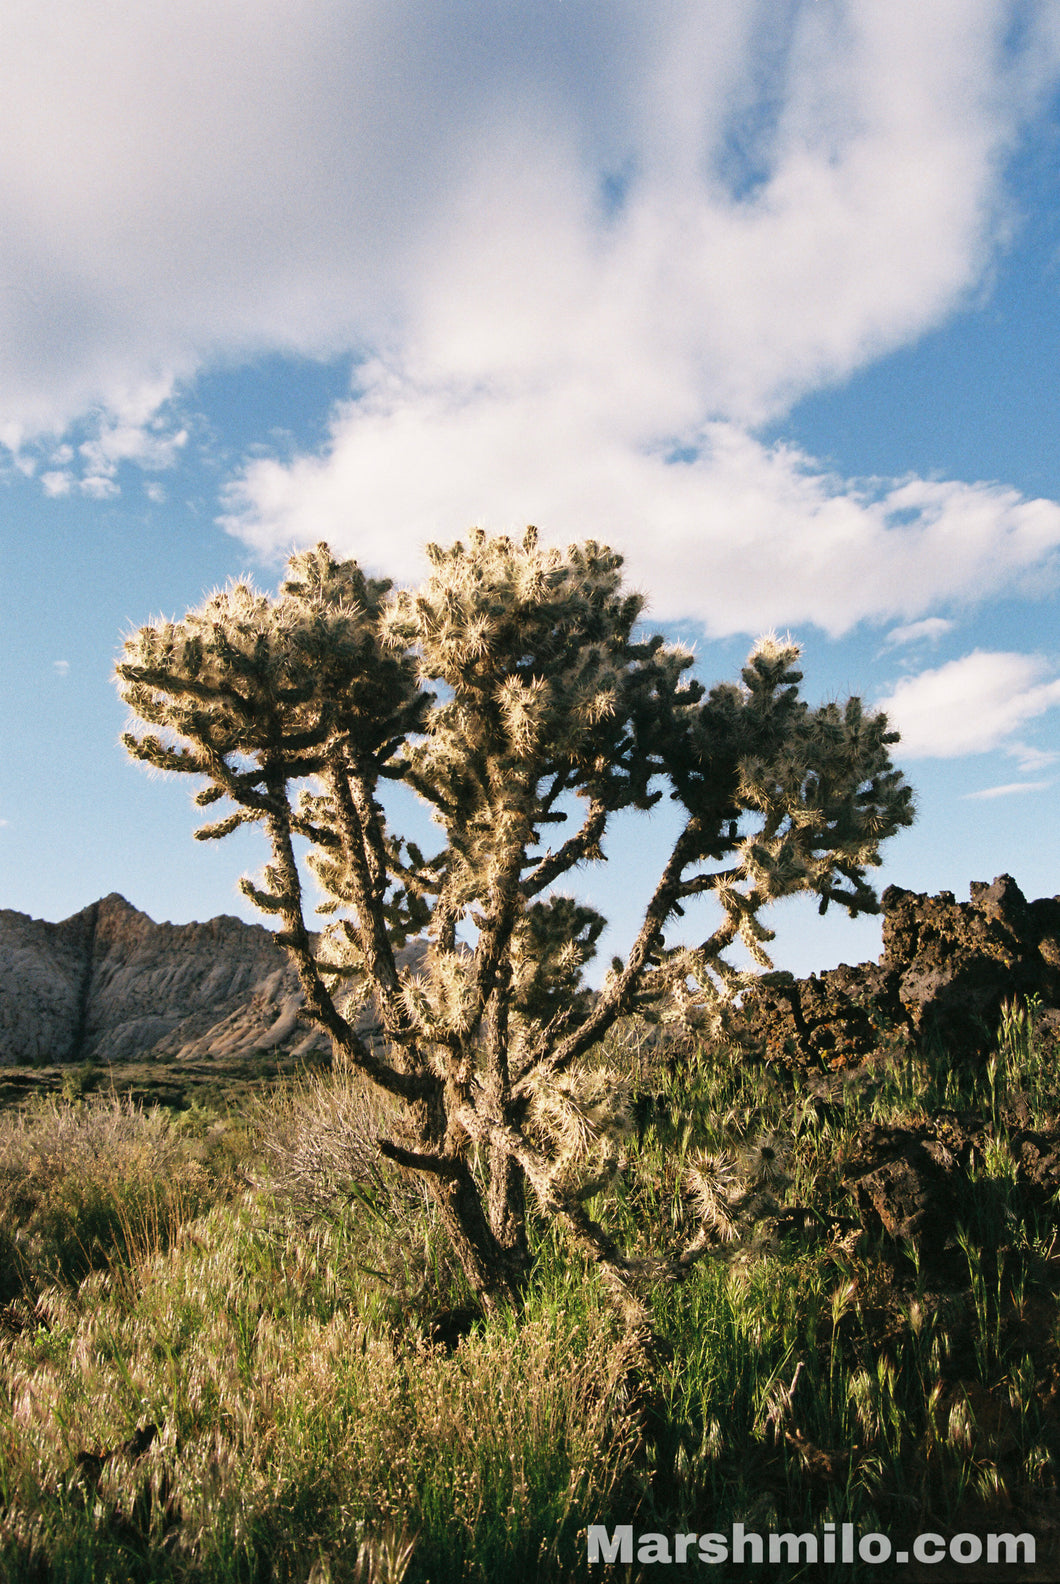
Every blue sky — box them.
[2,0,1060,982]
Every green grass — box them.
[0,1001,1057,1580]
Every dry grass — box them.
[250,1067,430,1223]
[0,1186,638,1582]
[0,1094,231,1303]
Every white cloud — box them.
[884,618,955,647]
[83,388,187,496]
[0,1,1056,444]
[876,651,1060,759]
[963,780,1053,800]
[80,474,120,501]
[16,385,189,496]
[77,394,188,481]
[222,399,1060,635]
[52,660,69,676]
[3,0,1060,642]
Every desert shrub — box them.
[250,1068,471,1330]
[0,1095,230,1296]
[253,1069,429,1223]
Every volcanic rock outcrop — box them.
[736,874,1060,1069]
[843,1113,1060,1275]
[0,894,338,1066]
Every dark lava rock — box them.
[844,1115,1060,1273]
[846,1122,970,1268]
[886,874,1060,1053]
[1008,1128,1060,1203]
[735,875,1060,1071]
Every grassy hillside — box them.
[1,1006,1058,1581]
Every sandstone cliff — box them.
[0,894,332,1066]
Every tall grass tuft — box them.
[0,1094,235,1302]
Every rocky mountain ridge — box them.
[5,875,1059,1072]
[0,894,330,1067]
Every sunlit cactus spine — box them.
[117,527,914,1314]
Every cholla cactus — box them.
[117,528,913,1312]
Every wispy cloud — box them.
[1007,740,1060,773]
[877,651,1060,759]
[963,780,1053,800]
[884,617,954,647]
[18,386,188,497]
[52,660,70,676]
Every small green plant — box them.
[60,1063,96,1103]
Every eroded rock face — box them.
[0,904,98,1067]
[737,875,1060,1070]
[0,894,329,1065]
